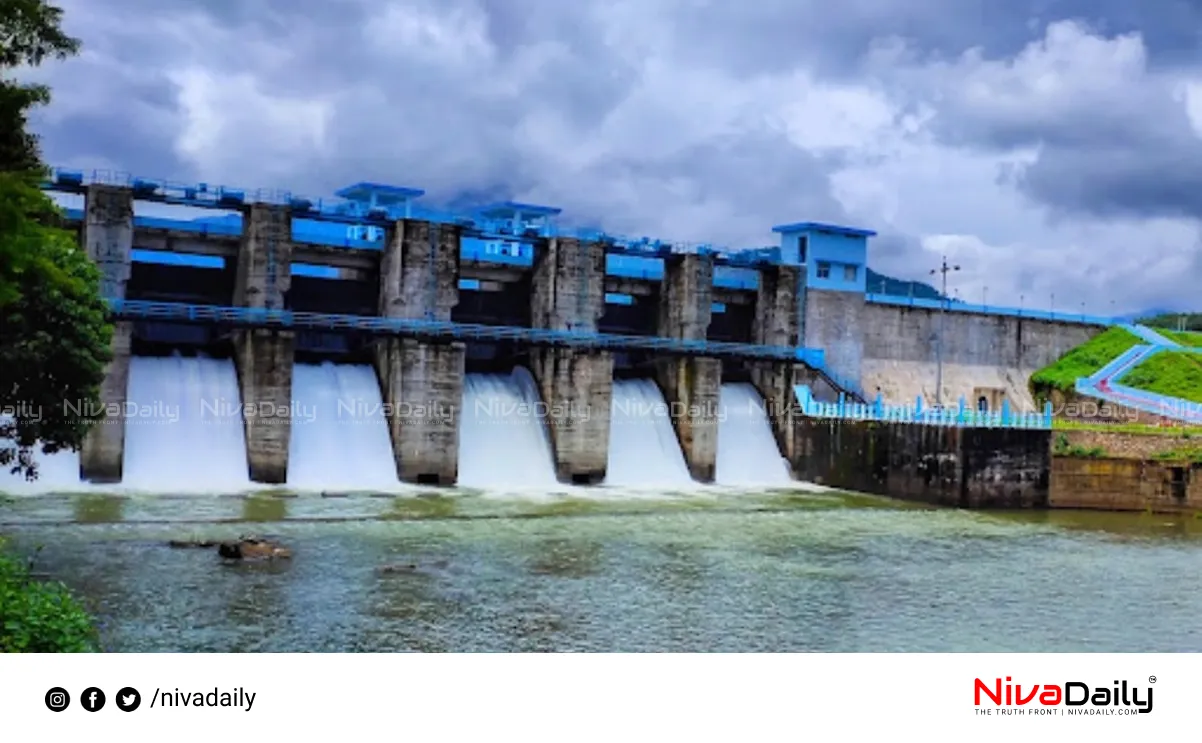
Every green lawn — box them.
[1052,418,1202,436]
[1153,328,1202,347]
[1030,326,1142,396]
[1123,351,1202,404]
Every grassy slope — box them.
[1030,326,1143,396]
[1122,351,1202,404]
[1153,328,1202,347]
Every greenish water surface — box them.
[2,489,1200,652]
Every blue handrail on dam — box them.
[1073,327,1202,422]
[793,385,1054,429]
[865,293,1113,327]
[107,298,833,365]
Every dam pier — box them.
[28,168,1112,495]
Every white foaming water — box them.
[0,433,87,495]
[288,362,401,492]
[715,383,792,486]
[122,354,253,493]
[605,379,694,488]
[458,368,559,490]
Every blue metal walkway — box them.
[1074,325,1202,422]
[110,298,825,362]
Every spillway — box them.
[715,383,792,486]
[288,362,401,492]
[605,379,694,488]
[458,368,559,489]
[122,354,253,493]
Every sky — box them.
[20,0,1202,315]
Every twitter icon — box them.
[115,687,141,712]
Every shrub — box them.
[0,540,99,652]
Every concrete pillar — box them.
[79,185,133,483]
[530,237,612,484]
[374,338,464,485]
[375,219,464,485]
[233,203,294,484]
[750,264,804,472]
[656,253,720,482]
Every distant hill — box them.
[865,268,945,299]
[1139,312,1202,331]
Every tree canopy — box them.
[0,1,112,481]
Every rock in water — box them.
[217,536,292,560]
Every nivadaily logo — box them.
[974,677,1153,715]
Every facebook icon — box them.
[81,687,106,712]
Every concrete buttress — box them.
[233,203,294,484]
[656,253,720,482]
[375,219,464,485]
[79,185,133,483]
[750,264,804,470]
[530,236,612,484]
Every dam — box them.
[3,168,1111,493]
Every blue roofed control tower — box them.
[772,221,877,397]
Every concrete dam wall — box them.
[804,290,1100,410]
[26,178,1106,492]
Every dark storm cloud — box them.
[19,0,1202,313]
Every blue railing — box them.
[1118,322,1181,348]
[43,167,784,269]
[866,293,1114,327]
[1074,341,1202,422]
[107,298,833,364]
[57,205,764,289]
[794,385,1053,429]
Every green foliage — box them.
[1152,447,1202,464]
[0,175,112,480]
[1052,419,1202,437]
[1051,433,1105,458]
[1123,351,1202,405]
[0,3,111,481]
[1030,326,1143,397]
[0,0,78,172]
[0,539,100,652]
[1153,329,1202,348]
[1141,313,1202,332]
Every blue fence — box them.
[44,167,781,270]
[107,298,836,364]
[793,385,1054,429]
[56,209,762,290]
[866,293,1114,327]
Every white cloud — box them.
[26,2,1202,316]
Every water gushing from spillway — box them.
[605,379,694,488]
[122,354,253,492]
[288,362,402,492]
[715,383,792,486]
[457,368,559,489]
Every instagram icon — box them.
[44,687,70,712]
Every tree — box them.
[0,1,111,480]
[0,0,78,173]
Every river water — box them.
[3,489,1201,652]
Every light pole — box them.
[930,256,960,407]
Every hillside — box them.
[1140,312,1202,332]
[1123,351,1202,404]
[1029,326,1142,397]
[866,269,944,299]
[1153,329,1202,347]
